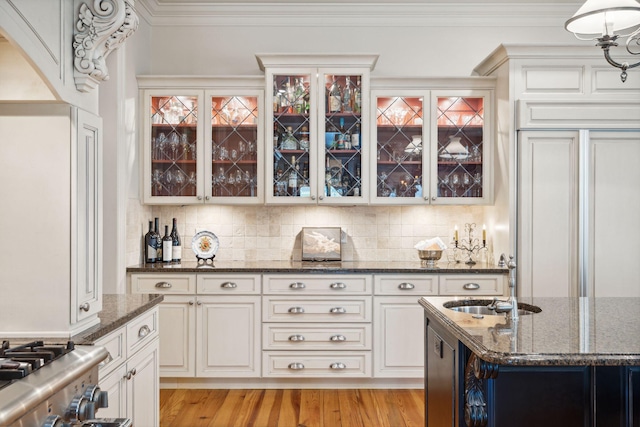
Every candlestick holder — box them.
[452,223,487,265]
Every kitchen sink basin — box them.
[443,299,542,316]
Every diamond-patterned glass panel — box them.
[211,96,259,197]
[436,97,484,198]
[376,96,424,198]
[150,96,198,197]
[323,74,363,198]
[272,74,311,197]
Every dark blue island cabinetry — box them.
[420,297,640,427]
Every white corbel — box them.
[73,0,139,92]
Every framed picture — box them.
[302,227,342,261]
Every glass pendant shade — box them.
[565,0,640,37]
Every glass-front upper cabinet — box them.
[140,78,264,205]
[143,90,203,204]
[207,91,263,204]
[258,54,376,205]
[371,91,428,205]
[430,90,492,205]
[370,88,492,205]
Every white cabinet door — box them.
[97,364,127,419]
[196,296,261,377]
[72,108,103,325]
[127,338,159,427]
[518,130,580,298]
[587,131,640,297]
[159,295,196,377]
[373,297,424,378]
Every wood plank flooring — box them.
[160,389,425,427]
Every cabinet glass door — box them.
[434,95,485,201]
[210,95,259,200]
[149,95,198,198]
[270,73,312,200]
[373,93,426,204]
[322,73,365,201]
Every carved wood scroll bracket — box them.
[464,353,499,427]
[73,0,139,92]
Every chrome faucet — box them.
[487,255,518,320]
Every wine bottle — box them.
[288,156,299,196]
[162,225,172,263]
[170,218,181,262]
[144,220,157,263]
[342,76,353,112]
[328,78,341,113]
[154,217,162,261]
[353,78,362,113]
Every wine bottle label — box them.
[172,245,182,261]
[162,241,172,262]
[329,95,341,112]
[147,245,157,260]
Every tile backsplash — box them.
[126,200,490,266]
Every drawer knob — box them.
[79,302,91,312]
[329,307,346,314]
[155,282,172,289]
[329,282,346,290]
[188,300,194,305]
[138,325,151,338]
[288,334,305,342]
[330,334,346,342]
[288,306,305,314]
[463,282,480,290]
[398,282,415,290]
[330,362,346,370]
[220,282,237,289]
[289,282,306,289]
[288,362,305,370]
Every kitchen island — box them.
[419,296,640,427]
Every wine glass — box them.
[164,170,174,195]
[168,133,180,160]
[474,173,482,197]
[463,174,471,197]
[152,169,162,195]
[451,173,460,197]
[174,170,185,195]
[155,133,167,160]
[440,175,450,197]
[188,171,197,194]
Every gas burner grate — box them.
[0,340,75,381]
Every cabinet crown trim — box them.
[255,53,379,71]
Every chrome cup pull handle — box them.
[330,334,346,342]
[138,325,151,338]
[289,282,306,289]
[155,281,172,289]
[329,307,346,314]
[329,282,346,290]
[330,362,346,370]
[220,281,237,289]
[398,282,415,290]
[288,334,305,342]
[463,282,480,290]
[288,362,305,370]
[288,306,305,314]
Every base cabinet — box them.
[96,307,159,426]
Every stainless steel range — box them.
[0,340,130,427]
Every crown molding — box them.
[135,1,581,27]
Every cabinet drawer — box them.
[130,273,196,294]
[197,274,260,294]
[262,351,371,378]
[263,323,371,350]
[263,297,372,323]
[439,274,505,296]
[94,326,126,377]
[126,307,159,355]
[374,274,437,295]
[264,274,372,294]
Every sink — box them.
[443,299,542,316]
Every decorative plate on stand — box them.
[192,230,219,263]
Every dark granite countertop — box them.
[127,260,507,274]
[419,296,640,367]
[72,293,164,344]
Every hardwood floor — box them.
[160,389,425,427]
